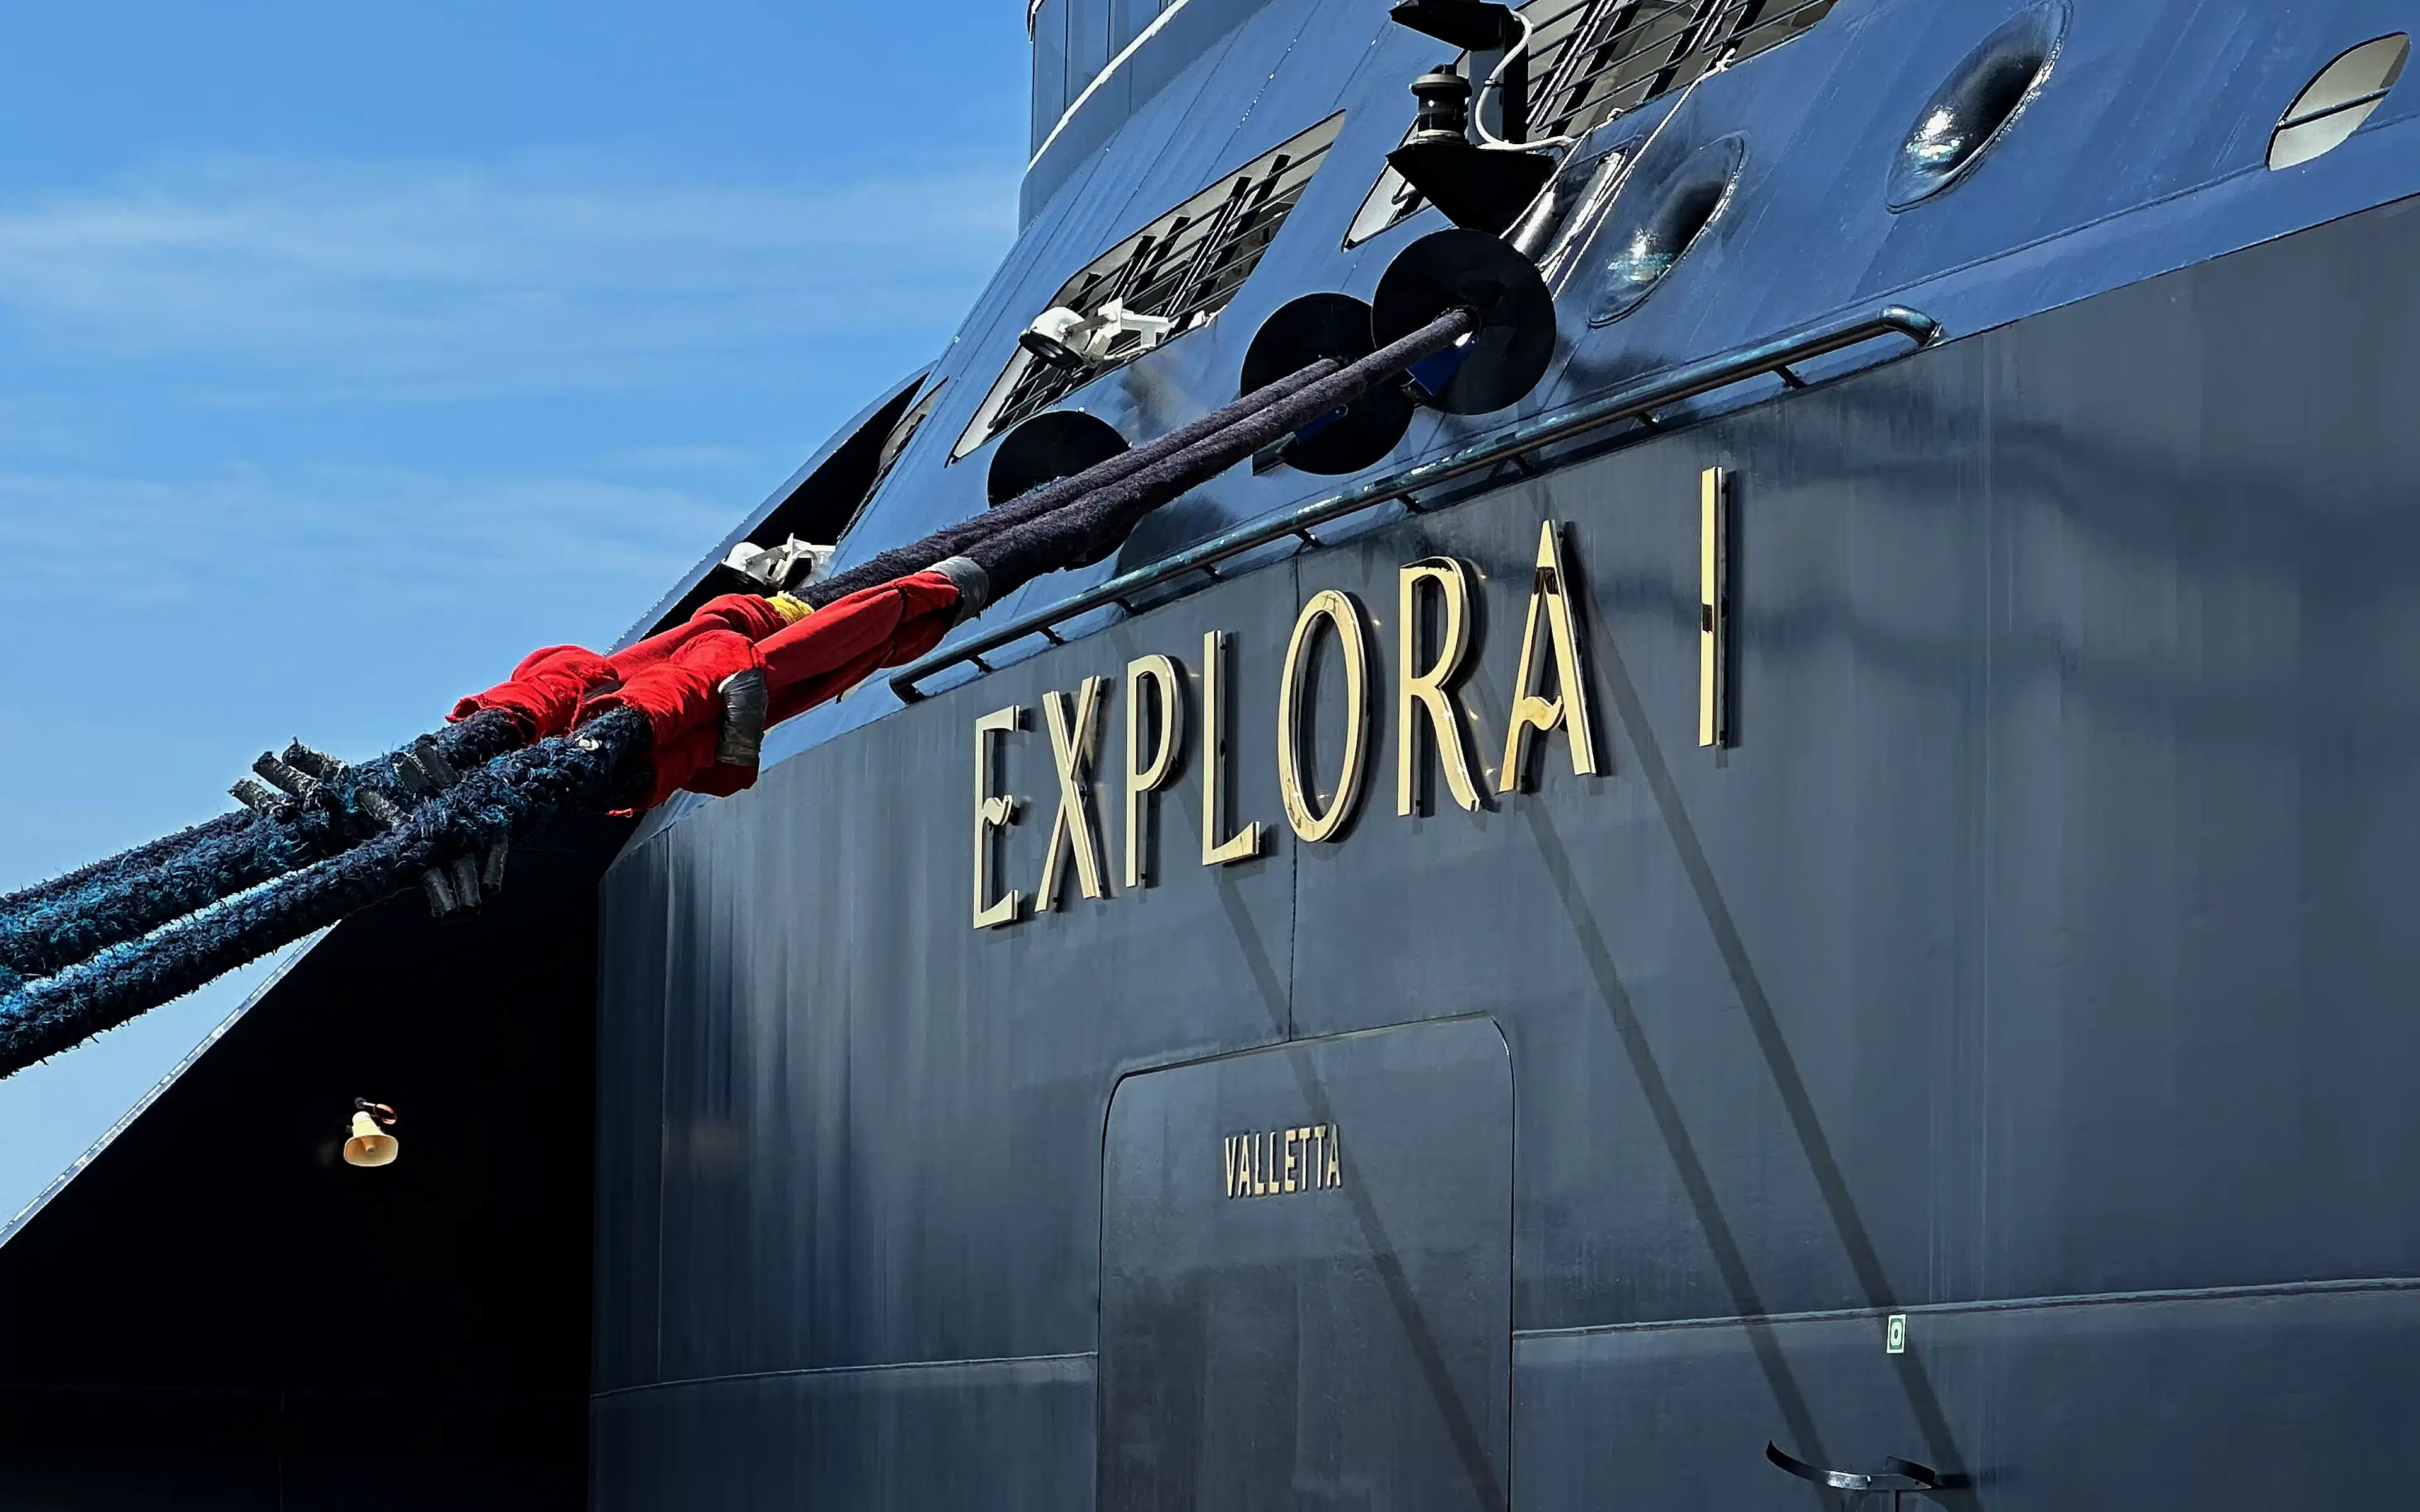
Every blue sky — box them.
[0,2,1028,1221]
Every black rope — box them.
[0,354,1357,991]
[967,309,1477,595]
[804,353,1345,606]
[0,357,1352,986]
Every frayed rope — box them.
[0,709,526,985]
[0,709,652,1078]
[0,369,1347,992]
[0,316,1477,1074]
[0,811,259,921]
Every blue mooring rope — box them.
[0,709,527,988]
[0,312,1478,1079]
[0,810,258,919]
[0,709,651,1079]
[0,362,1357,997]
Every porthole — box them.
[1887,1,2068,210]
[2269,35,2409,170]
[1581,134,1747,327]
[987,410,1129,505]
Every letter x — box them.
[1037,675,1110,908]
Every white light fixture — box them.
[343,1100,400,1168]
[1018,306,1090,370]
[1018,300,1178,373]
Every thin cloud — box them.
[604,442,765,472]
[0,462,732,617]
[0,149,1020,399]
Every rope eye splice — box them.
[0,226,1556,1079]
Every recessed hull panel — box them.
[1100,1019,1514,1512]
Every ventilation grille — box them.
[1346,0,1835,248]
[955,113,1345,461]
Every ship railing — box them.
[893,302,1938,701]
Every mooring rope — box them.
[809,352,1348,604]
[0,711,655,1077]
[0,305,1478,1073]
[0,811,257,920]
[0,708,529,992]
[963,309,1475,586]
[0,357,1356,989]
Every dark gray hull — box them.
[7,1,2420,1506]
[592,197,2420,1507]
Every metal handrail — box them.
[892,303,1939,701]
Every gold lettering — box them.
[1699,467,1731,749]
[1201,630,1264,866]
[1124,655,1185,890]
[1500,520,1601,791]
[1398,558,1482,816]
[1036,676,1110,910]
[971,706,1024,929]
[1276,589,1372,844]
[1216,1126,1349,1200]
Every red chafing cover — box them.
[456,575,959,811]
[614,570,962,810]
[584,629,765,751]
[756,570,960,724]
[608,593,793,679]
[447,644,616,739]
[449,594,794,738]
[584,629,768,810]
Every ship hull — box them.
[591,192,2420,1508]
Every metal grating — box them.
[1345,0,1835,247]
[954,113,1345,460]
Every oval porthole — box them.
[1887,1,2069,210]
[2269,35,2409,170]
[1584,134,1747,327]
[986,410,1128,506]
